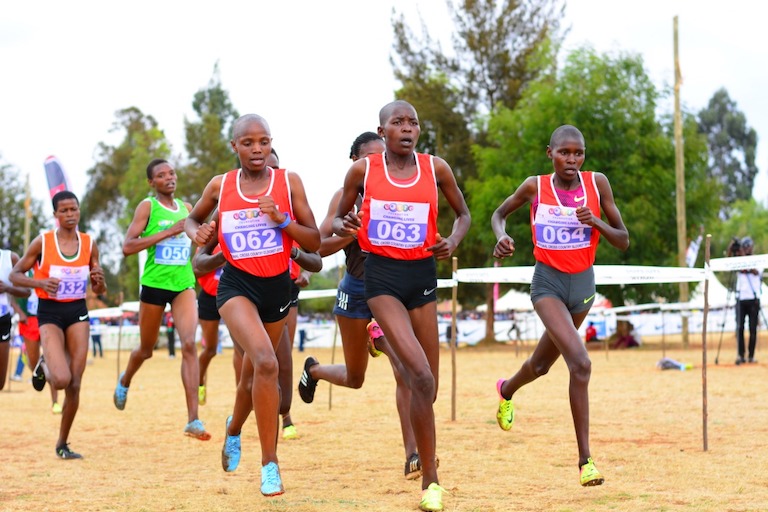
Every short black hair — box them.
[232,114,269,140]
[549,125,585,148]
[349,132,383,159]
[146,158,169,180]
[52,190,79,211]
[378,100,416,125]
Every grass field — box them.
[2,334,767,511]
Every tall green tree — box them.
[81,107,172,300]
[391,0,564,311]
[708,198,768,257]
[181,62,240,205]
[697,88,759,214]
[468,47,722,307]
[0,156,47,252]
[392,0,562,122]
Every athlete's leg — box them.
[220,296,285,465]
[232,338,244,385]
[0,341,8,390]
[171,289,201,423]
[309,315,370,388]
[377,335,417,458]
[368,297,439,490]
[532,298,592,465]
[56,321,89,448]
[121,301,165,387]
[277,307,297,427]
[276,325,293,427]
[198,318,220,387]
[25,337,59,404]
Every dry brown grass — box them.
[2,334,767,512]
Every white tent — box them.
[476,288,533,312]
[478,289,610,313]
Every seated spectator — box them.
[613,321,640,349]
[585,322,600,343]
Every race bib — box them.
[27,292,39,315]
[367,198,429,249]
[156,234,192,265]
[534,203,591,251]
[49,264,89,300]
[220,208,284,260]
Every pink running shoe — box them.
[366,321,384,357]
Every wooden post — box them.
[328,263,343,411]
[702,235,710,451]
[674,16,690,347]
[450,257,458,421]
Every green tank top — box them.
[140,197,195,291]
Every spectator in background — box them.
[90,317,103,358]
[585,322,599,343]
[731,236,762,365]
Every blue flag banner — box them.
[43,155,70,198]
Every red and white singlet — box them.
[357,152,438,261]
[531,171,601,274]
[217,168,294,278]
[196,245,223,296]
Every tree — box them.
[80,107,172,300]
[392,0,563,121]
[697,88,759,215]
[391,0,564,317]
[467,47,722,307]
[708,198,768,258]
[181,62,240,205]
[0,156,47,252]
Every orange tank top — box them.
[34,230,92,302]
[217,168,294,278]
[358,152,438,261]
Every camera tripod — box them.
[714,271,737,365]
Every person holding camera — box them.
[729,236,763,365]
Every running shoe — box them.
[366,321,384,357]
[298,356,319,404]
[56,443,83,460]
[32,356,46,392]
[222,415,241,472]
[260,461,285,496]
[405,453,440,480]
[496,378,515,431]
[51,402,63,414]
[113,372,128,410]
[282,424,298,440]
[198,385,206,406]
[419,482,446,511]
[405,452,421,480]
[579,457,605,486]
[184,419,211,441]
[10,374,22,382]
